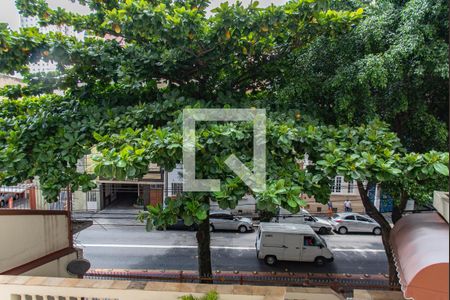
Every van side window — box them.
[304,236,316,246]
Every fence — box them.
[0,184,68,211]
[85,269,401,297]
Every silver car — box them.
[271,208,333,234]
[209,211,253,233]
[330,213,381,235]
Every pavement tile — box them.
[74,278,99,288]
[0,275,16,284]
[7,276,32,285]
[109,280,131,289]
[24,276,48,286]
[41,277,65,287]
[91,279,116,289]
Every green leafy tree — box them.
[271,0,449,152]
[1,0,446,288]
[0,0,362,281]
[308,120,448,285]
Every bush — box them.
[258,209,276,222]
[180,290,219,300]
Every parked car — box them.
[272,208,333,234]
[209,210,253,233]
[210,193,256,215]
[157,218,198,231]
[330,213,382,235]
[256,222,334,266]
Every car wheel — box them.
[373,227,382,235]
[318,227,328,235]
[209,224,215,232]
[264,255,277,265]
[315,256,326,266]
[238,225,247,233]
[338,226,348,234]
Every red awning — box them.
[390,212,449,300]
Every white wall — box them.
[166,164,183,197]
[0,214,70,273]
[21,252,78,278]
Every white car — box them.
[330,213,382,235]
[209,210,253,233]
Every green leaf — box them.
[287,198,297,208]
[127,166,136,177]
[92,132,103,141]
[117,160,126,168]
[135,149,145,155]
[195,210,207,220]
[183,215,194,226]
[433,163,449,176]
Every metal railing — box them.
[85,269,401,297]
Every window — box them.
[331,176,343,193]
[172,182,183,195]
[356,216,369,222]
[344,215,355,220]
[210,213,223,219]
[347,181,354,193]
[331,177,356,194]
[211,213,233,220]
[225,214,234,220]
[87,191,97,202]
[304,236,318,246]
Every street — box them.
[74,222,388,275]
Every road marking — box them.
[78,244,385,252]
[331,248,385,252]
[79,244,253,250]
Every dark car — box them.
[157,218,198,231]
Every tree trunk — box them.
[392,190,408,224]
[357,182,399,288]
[196,203,212,283]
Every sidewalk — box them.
[73,208,144,226]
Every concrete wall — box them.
[0,213,70,273]
[434,191,449,223]
[21,252,78,278]
[166,164,183,197]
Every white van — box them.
[256,222,334,266]
[272,207,333,234]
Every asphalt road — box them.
[74,223,388,275]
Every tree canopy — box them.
[0,0,363,200]
[0,0,447,283]
[270,0,449,152]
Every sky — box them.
[0,0,289,30]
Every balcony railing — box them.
[0,275,405,300]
